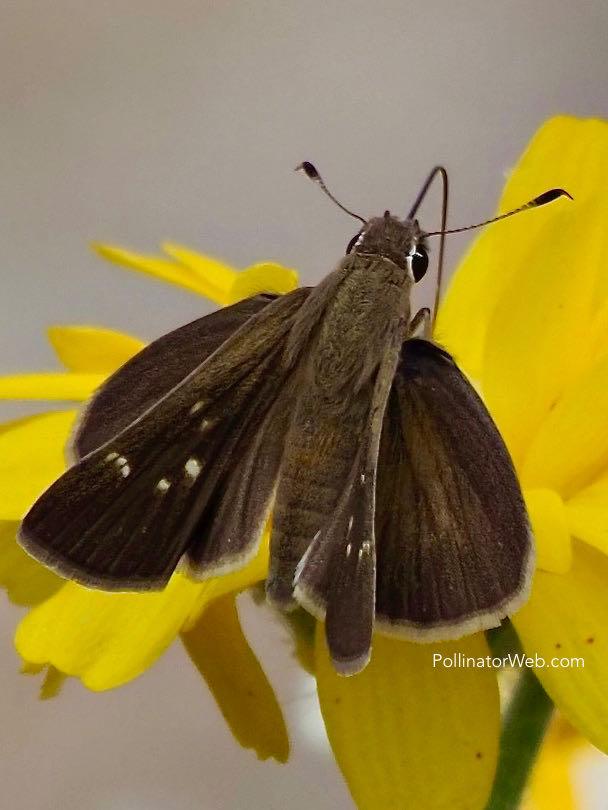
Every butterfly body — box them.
[20,212,534,675]
[268,248,411,616]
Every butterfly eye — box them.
[409,245,429,282]
[346,231,362,254]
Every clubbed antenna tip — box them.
[295,161,320,181]
[531,188,573,206]
[295,161,367,224]
[425,186,573,237]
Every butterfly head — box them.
[295,162,430,284]
[346,212,429,282]
[298,159,571,287]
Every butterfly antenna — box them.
[407,166,449,328]
[424,188,572,237]
[296,161,367,224]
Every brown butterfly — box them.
[19,163,570,674]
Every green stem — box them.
[485,669,554,810]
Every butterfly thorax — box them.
[299,253,411,398]
[352,213,424,274]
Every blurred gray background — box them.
[1,1,608,808]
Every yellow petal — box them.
[0,373,102,401]
[16,575,212,691]
[513,540,608,754]
[227,262,299,304]
[16,536,269,691]
[93,242,236,302]
[181,594,289,763]
[281,608,316,675]
[20,660,69,699]
[480,197,596,467]
[565,471,608,555]
[521,353,608,498]
[95,241,300,307]
[523,717,583,810]
[436,116,608,380]
[0,411,76,520]
[184,529,271,627]
[162,245,299,305]
[586,295,608,372]
[47,326,144,373]
[525,488,572,574]
[0,521,62,605]
[315,629,499,810]
[40,666,68,700]
[21,660,45,675]
[161,242,239,304]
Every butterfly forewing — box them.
[20,288,311,588]
[73,293,279,459]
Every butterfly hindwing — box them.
[375,338,533,640]
[19,289,310,589]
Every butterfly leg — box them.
[408,307,431,338]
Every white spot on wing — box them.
[185,457,202,479]
[156,478,171,493]
[190,401,204,415]
[358,540,372,561]
[110,455,131,476]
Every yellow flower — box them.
[0,247,297,763]
[523,716,590,810]
[2,117,608,809]
[313,116,608,809]
[438,115,608,744]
